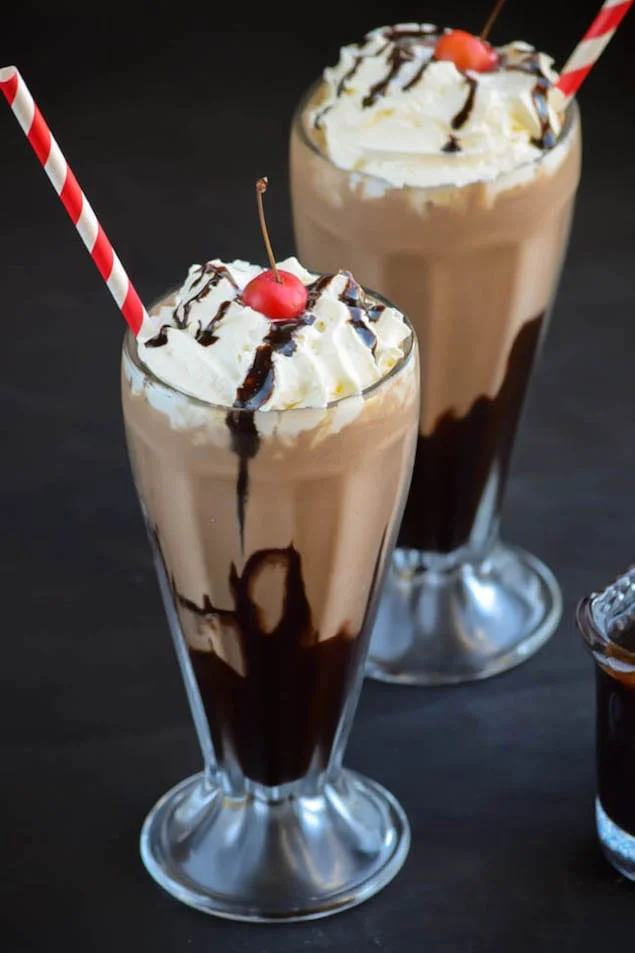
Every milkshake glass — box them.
[289,23,582,684]
[121,257,419,920]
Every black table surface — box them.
[2,5,634,951]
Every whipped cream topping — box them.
[137,256,411,411]
[308,23,566,189]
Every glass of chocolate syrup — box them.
[576,566,635,881]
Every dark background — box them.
[1,2,634,951]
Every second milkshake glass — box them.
[290,85,582,685]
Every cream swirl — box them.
[137,256,411,411]
[308,23,566,189]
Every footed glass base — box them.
[367,541,562,685]
[596,799,635,881]
[140,768,410,922]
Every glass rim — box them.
[123,281,416,415]
[292,77,580,194]
[576,580,635,667]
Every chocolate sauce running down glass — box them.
[398,314,545,554]
[176,543,368,788]
[577,569,635,881]
[289,48,582,684]
[121,283,419,921]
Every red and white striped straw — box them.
[0,65,151,337]
[557,0,633,103]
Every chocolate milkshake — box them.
[290,22,582,683]
[121,252,419,919]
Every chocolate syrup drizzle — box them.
[451,75,478,131]
[312,104,331,131]
[382,24,439,42]
[500,50,559,149]
[442,135,461,154]
[439,74,478,152]
[233,314,315,411]
[225,410,259,555]
[174,262,238,330]
[402,61,429,93]
[145,327,169,348]
[312,26,560,154]
[196,298,232,347]
[146,262,240,346]
[228,312,316,549]
[339,273,379,352]
[231,271,382,412]
[224,271,383,553]
[531,78,557,149]
[362,43,417,108]
[336,55,364,96]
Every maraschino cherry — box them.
[434,0,506,73]
[434,29,499,72]
[242,177,308,321]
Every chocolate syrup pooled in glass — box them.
[152,525,387,787]
[399,312,544,553]
[178,545,372,787]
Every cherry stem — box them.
[255,177,280,283]
[480,0,506,42]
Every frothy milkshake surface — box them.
[309,22,566,189]
[138,255,411,411]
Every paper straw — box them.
[0,65,151,336]
[557,0,633,103]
